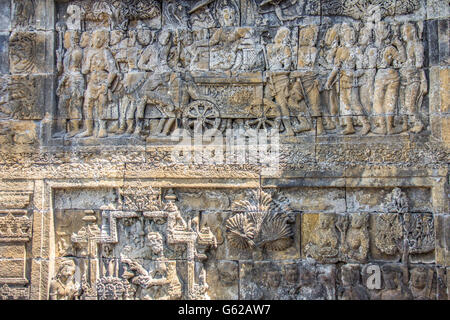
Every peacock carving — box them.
[225,190,294,252]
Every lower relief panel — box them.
[38,184,449,300]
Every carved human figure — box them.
[121,254,152,300]
[384,187,409,213]
[357,22,378,116]
[339,264,369,300]
[341,213,369,263]
[318,24,340,130]
[80,29,118,138]
[266,27,294,135]
[258,0,303,23]
[380,264,412,300]
[372,22,406,135]
[56,31,85,137]
[190,2,216,29]
[400,22,427,133]
[80,31,91,50]
[326,23,370,135]
[120,29,173,137]
[290,25,325,134]
[108,29,129,134]
[409,267,434,300]
[145,232,182,300]
[209,3,249,73]
[305,213,339,263]
[49,259,81,300]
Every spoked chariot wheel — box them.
[182,100,221,135]
[244,103,280,131]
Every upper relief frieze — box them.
[45,0,435,146]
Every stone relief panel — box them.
[336,262,447,300]
[0,0,447,303]
[240,260,336,300]
[52,184,217,300]
[48,184,447,300]
[241,0,423,26]
[47,0,434,144]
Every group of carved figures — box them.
[262,20,428,136]
[304,188,435,264]
[55,2,428,139]
[241,261,447,300]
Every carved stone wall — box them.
[0,0,448,300]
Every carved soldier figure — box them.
[80,29,118,138]
[266,27,295,136]
[120,29,173,137]
[49,259,81,300]
[56,31,85,137]
[108,29,128,134]
[400,22,427,133]
[372,22,406,135]
[357,22,378,116]
[326,23,370,135]
[290,25,324,134]
[319,24,340,130]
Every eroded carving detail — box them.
[375,188,435,261]
[9,32,36,74]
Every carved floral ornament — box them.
[0,212,32,242]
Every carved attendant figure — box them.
[357,23,378,116]
[80,29,118,138]
[291,25,325,134]
[339,264,369,300]
[372,22,406,135]
[49,259,81,300]
[400,22,427,133]
[380,265,412,300]
[56,31,85,137]
[409,267,433,300]
[319,24,340,130]
[266,27,295,136]
[305,213,339,263]
[342,213,369,263]
[145,232,182,300]
[326,23,370,135]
